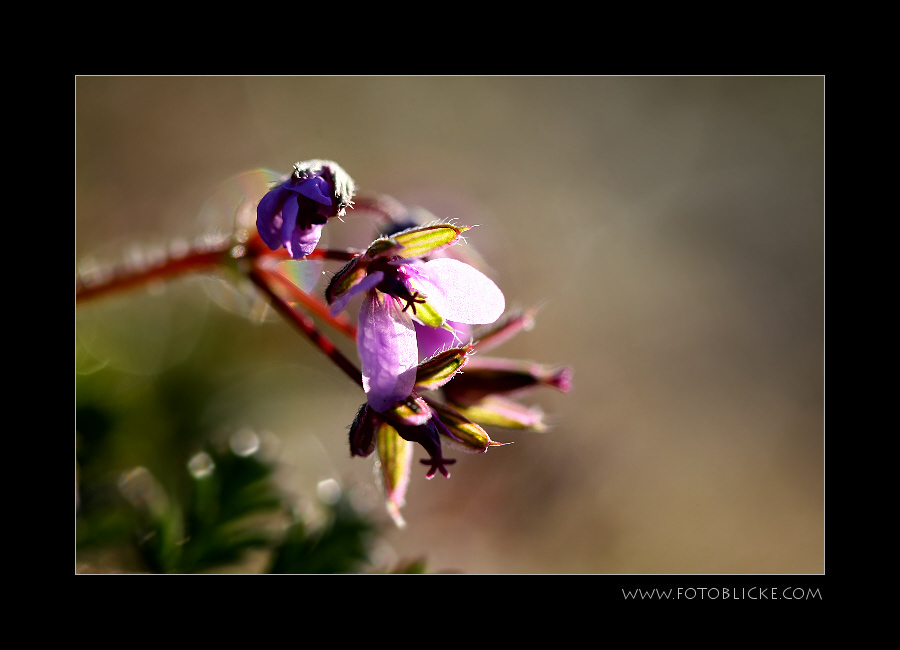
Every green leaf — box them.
[268,496,375,574]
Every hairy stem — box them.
[76,246,229,304]
[76,233,359,307]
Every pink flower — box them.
[326,224,505,413]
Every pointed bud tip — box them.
[387,503,407,528]
[548,367,574,393]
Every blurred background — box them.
[75,76,824,574]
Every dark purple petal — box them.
[280,193,300,256]
[358,292,419,412]
[392,417,456,479]
[256,184,291,251]
[296,176,333,207]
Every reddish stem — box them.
[248,266,363,388]
[76,246,229,304]
[260,265,358,340]
[76,231,357,309]
[349,192,411,225]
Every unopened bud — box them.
[390,224,469,259]
[444,357,573,404]
[452,395,548,432]
[376,423,413,528]
[427,399,506,454]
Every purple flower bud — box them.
[256,160,355,259]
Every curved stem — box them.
[76,245,230,304]
[248,266,363,388]
[349,192,411,225]
[76,234,359,307]
[258,264,358,340]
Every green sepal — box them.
[411,300,446,329]
[364,236,403,260]
[348,403,378,458]
[391,224,469,259]
[324,255,366,305]
[376,423,413,528]
[414,345,473,391]
[451,395,547,432]
[384,393,432,427]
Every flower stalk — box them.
[76,245,229,304]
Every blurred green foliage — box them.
[76,358,407,574]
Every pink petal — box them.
[286,223,324,260]
[415,321,471,360]
[418,258,505,325]
[358,292,419,412]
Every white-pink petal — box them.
[357,292,419,412]
[418,258,505,325]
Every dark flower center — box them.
[293,193,332,231]
[369,258,423,313]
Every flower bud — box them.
[473,307,538,353]
[452,395,548,432]
[256,159,355,260]
[389,223,469,259]
[376,422,413,528]
[426,399,506,454]
[443,357,573,404]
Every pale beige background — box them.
[76,76,824,574]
